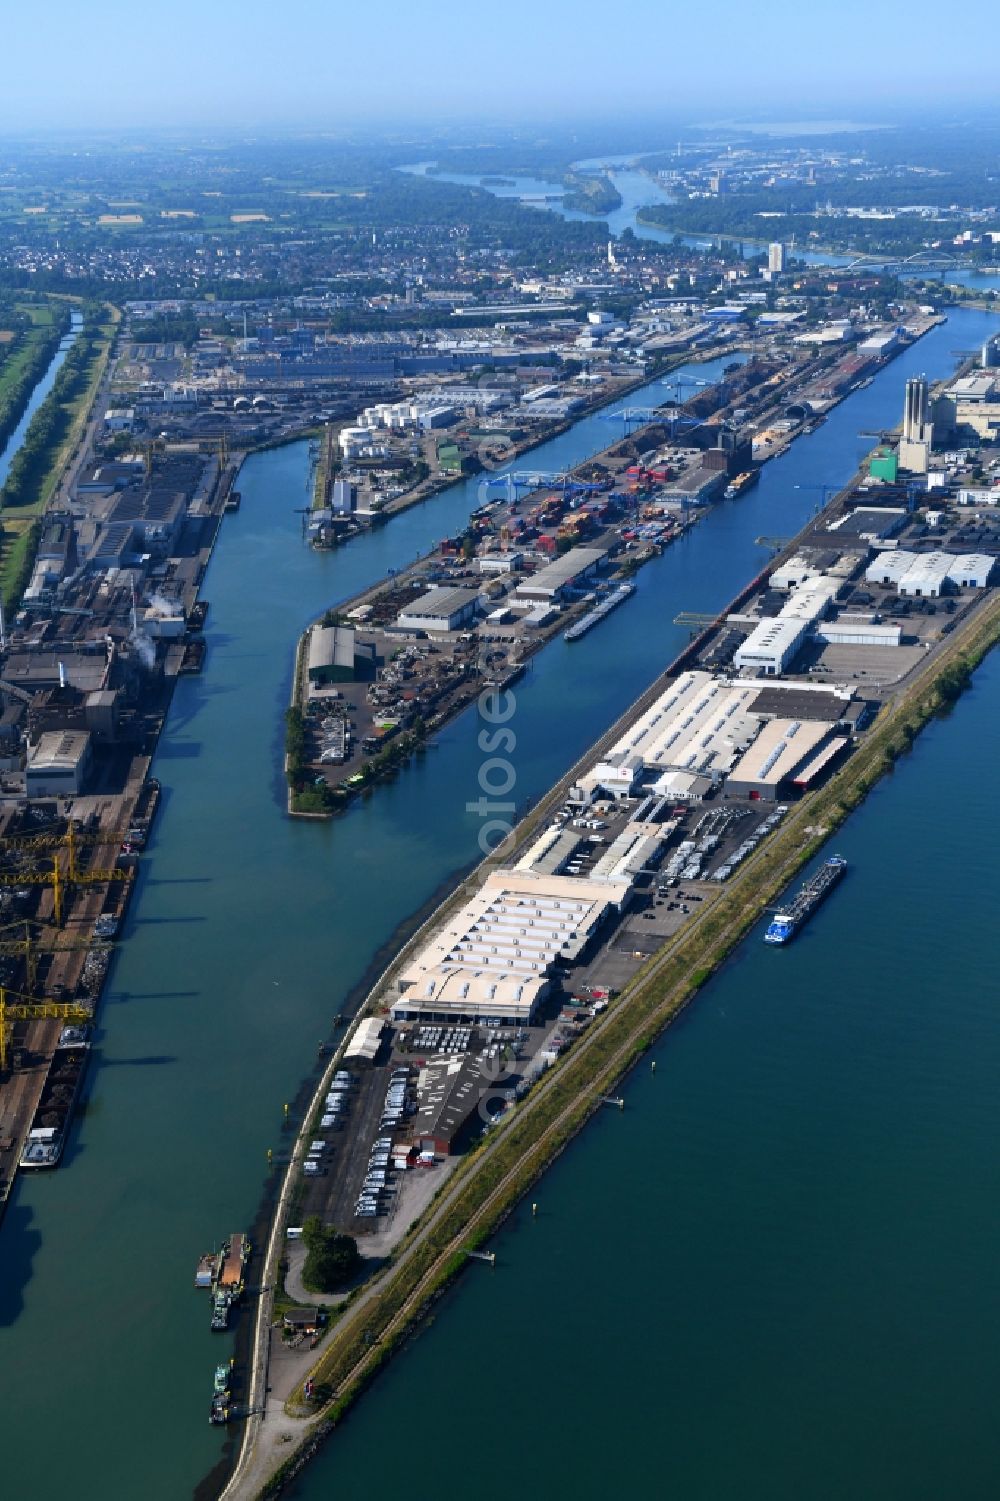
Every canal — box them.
[0,310,84,488]
[0,308,996,1499]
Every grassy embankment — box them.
[0,303,120,605]
[0,300,69,448]
[267,593,1000,1464]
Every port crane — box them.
[599,406,663,438]
[0,919,112,991]
[0,824,134,927]
[793,481,838,511]
[477,470,571,505]
[0,986,91,1073]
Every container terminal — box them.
[288,315,942,814]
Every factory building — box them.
[898,375,934,473]
[576,672,856,805]
[25,731,92,797]
[393,870,627,1025]
[726,718,848,801]
[514,546,608,604]
[865,550,995,596]
[306,624,376,686]
[733,578,839,676]
[396,586,480,634]
[578,672,765,801]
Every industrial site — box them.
[283,357,1000,1282]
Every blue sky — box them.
[1,0,996,131]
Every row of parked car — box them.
[304,1070,356,1176]
[356,1067,415,1218]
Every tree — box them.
[301,1216,361,1293]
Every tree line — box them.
[0,304,72,456]
[0,310,104,511]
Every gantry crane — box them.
[0,824,134,927]
[0,919,113,991]
[0,987,91,1073]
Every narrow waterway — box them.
[0,310,83,488]
[0,309,995,1500]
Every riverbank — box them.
[0,301,72,463]
[0,302,120,606]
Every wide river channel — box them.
[1,308,998,1499]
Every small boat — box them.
[214,1361,233,1396]
[195,1252,218,1289]
[210,1291,230,1332]
[210,1393,231,1425]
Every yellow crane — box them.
[0,920,112,991]
[0,988,91,1073]
[0,824,133,926]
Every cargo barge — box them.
[764,854,847,945]
[19,1025,91,1169]
[179,638,206,674]
[564,582,635,642]
[210,1360,234,1424]
[724,469,760,500]
[201,1232,251,1331]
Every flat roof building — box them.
[727,718,844,800]
[393,869,628,1024]
[396,586,480,634]
[514,546,607,603]
[25,731,92,798]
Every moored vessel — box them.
[764,854,847,945]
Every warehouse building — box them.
[828,506,906,542]
[815,619,903,647]
[306,624,376,686]
[514,546,608,604]
[733,578,839,676]
[410,1055,487,1156]
[727,718,847,800]
[343,1016,386,1064]
[578,671,764,800]
[25,731,92,798]
[396,586,480,634]
[865,550,995,597]
[733,615,812,677]
[393,870,628,1024]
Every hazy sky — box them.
[1,0,997,131]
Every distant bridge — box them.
[840,249,968,275]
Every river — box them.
[0,310,84,488]
[0,308,997,1500]
[401,161,1000,294]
